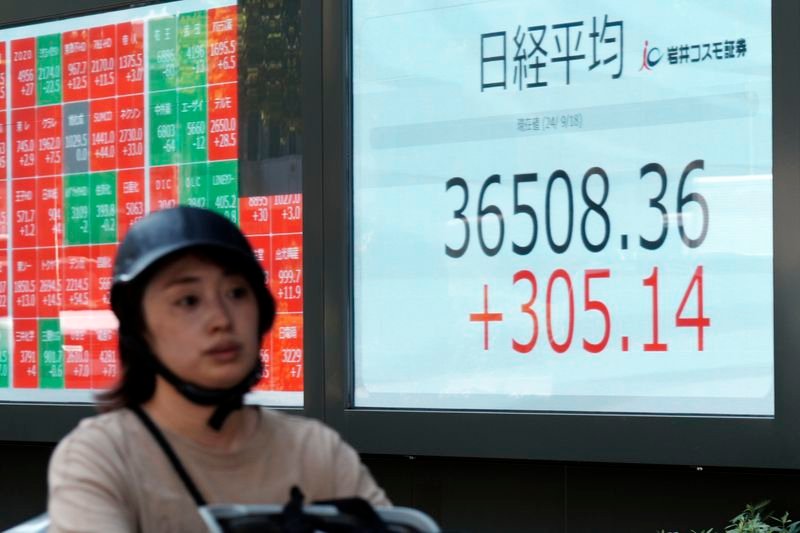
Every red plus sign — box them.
[470,284,503,350]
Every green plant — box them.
[658,501,800,533]
[722,500,800,533]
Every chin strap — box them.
[153,356,263,431]
[124,333,262,431]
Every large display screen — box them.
[0,0,303,406]
[353,0,773,415]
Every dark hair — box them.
[96,249,272,411]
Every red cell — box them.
[268,313,303,392]
[208,83,237,161]
[253,335,272,391]
[37,175,64,248]
[246,234,271,286]
[150,166,179,211]
[62,246,91,311]
[116,21,144,96]
[89,25,117,99]
[62,28,89,102]
[13,319,38,388]
[63,325,92,389]
[0,112,6,179]
[12,248,38,319]
[37,105,63,177]
[11,107,36,178]
[271,233,302,314]
[0,249,8,318]
[0,179,7,246]
[208,6,238,84]
[12,179,37,248]
[11,38,36,109]
[92,324,119,390]
[0,42,7,109]
[117,168,145,239]
[270,193,303,235]
[90,97,117,171]
[239,196,270,236]
[117,94,144,169]
[91,244,116,310]
[245,234,274,392]
[38,246,62,318]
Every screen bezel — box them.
[322,0,800,468]
[0,0,324,441]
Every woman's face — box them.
[141,254,260,389]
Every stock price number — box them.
[469,266,709,355]
[446,159,712,355]
[445,159,708,257]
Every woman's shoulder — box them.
[66,408,139,440]
[51,409,142,465]
[253,408,390,506]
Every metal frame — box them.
[322,0,800,468]
[301,0,324,422]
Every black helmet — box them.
[112,205,275,334]
[110,206,276,430]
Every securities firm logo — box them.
[639,38,748,71]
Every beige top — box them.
[48,407,389,532]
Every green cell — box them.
[39,319,64,389]
[149,16,178,91]
[178,87,207,163]
[37,33,62,105]
[180,163,209,208]
[64,174,91,245]
[0,323,9,388]
[91,172,117,244]
[208,161,239,224]
[150,90,178,166]
[178,10,207,88]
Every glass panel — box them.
[352,1,773,415]
[0,0,303,406]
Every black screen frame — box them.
[2,0,800,470]
[321,0,800,469]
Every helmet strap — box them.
[129,334,262,431]
[153,356,262,431]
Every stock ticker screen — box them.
[0,0,303,405]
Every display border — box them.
[324,0,800,468]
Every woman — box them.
[48,206,388,532]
